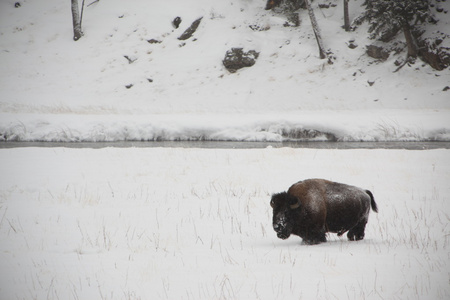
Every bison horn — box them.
[290,198,300,209]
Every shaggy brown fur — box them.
[271,179,378,244]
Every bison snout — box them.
[273,223,286,232]
[277,232,289,240]
[273,223,290,240]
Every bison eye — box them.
[270,200,275,208]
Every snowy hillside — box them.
[0,0,449,142]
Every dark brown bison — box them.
[270,179,378,244]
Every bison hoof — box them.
[347,232,365,241]
[303,239,325,245]
[303,235,327,245]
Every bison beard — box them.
[270,179,378,245]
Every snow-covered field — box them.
[0,147,449,299]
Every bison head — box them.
[270,192,300,239]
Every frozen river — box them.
[1,141,450,149]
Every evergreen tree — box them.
[361,0,432,59]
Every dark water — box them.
[1,141,449,150]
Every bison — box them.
[270,179,378,244]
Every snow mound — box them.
[1,111,448,142]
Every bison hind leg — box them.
[337,229,347,237]
[347,220,367,241]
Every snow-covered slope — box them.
[0,0,449,141]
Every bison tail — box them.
[365,190,378,213]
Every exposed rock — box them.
[222,48,260,73]
[378,26,401,43]
[281,128,337,141]
[283,12,300,27]
[147,39,162,44]
[123,55,136,64]
[249,24,270,31]
[318,3,337,9]
[178,17,203,40]
[347,39,358,49]
[418,37,450,71]
[394,57,404,67]
[265,0,305,11]
[366,44,390,60]
[265,0,302,27]
[172,17,181,29]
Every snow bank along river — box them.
[1,140,450,149]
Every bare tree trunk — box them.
[343,0,350,31]
[71,0,83,41]
[403,23,417,58]
[80,0,86,29]
[304,0,326,59]
[394,22,419,72]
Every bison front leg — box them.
[301,226,327,245]
[303,231,327,245]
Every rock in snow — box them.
[223,48,260,73]
[178,17,203,40]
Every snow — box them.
[0,147,449,299]
[0,0,450,299]
[0,0,449,142]
[2,110,449,142]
